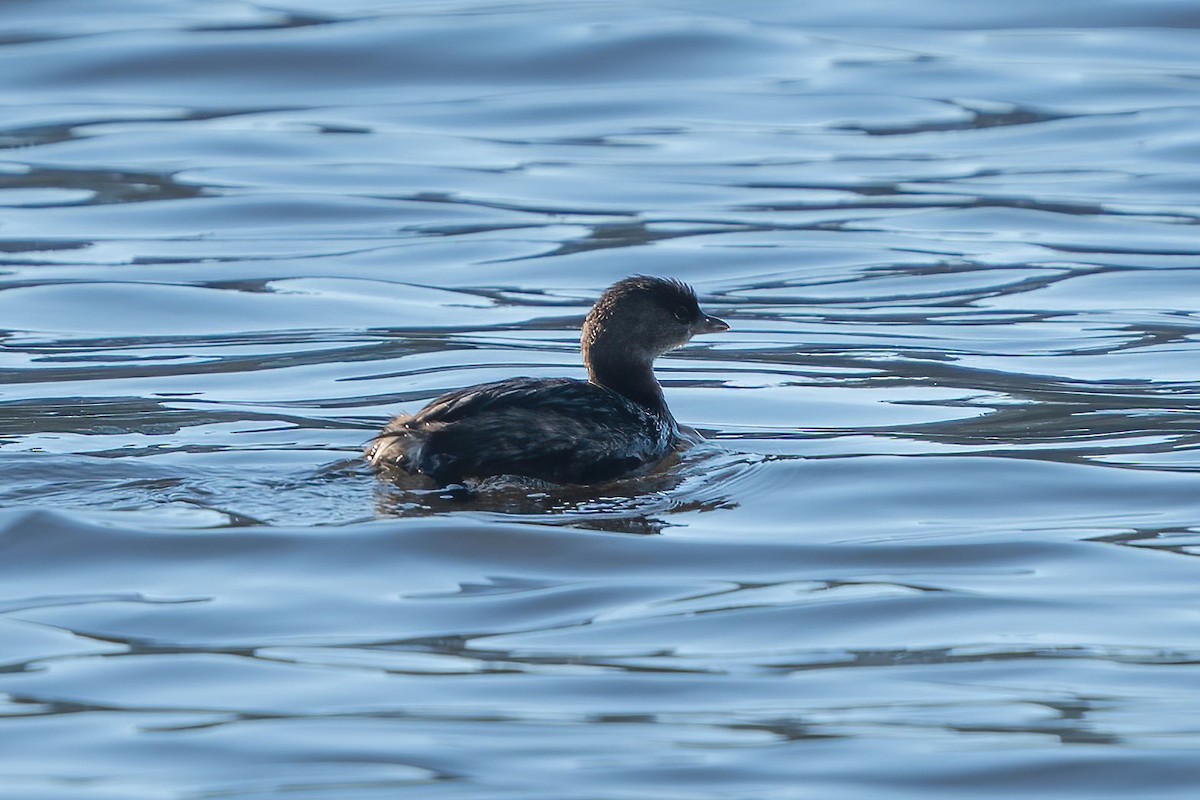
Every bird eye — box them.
[673,306,690,323]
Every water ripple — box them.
[3,2,1200,798]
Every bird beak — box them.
[695,314,730,334]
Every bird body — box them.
[370,377,673,484]
[367,276,728,485]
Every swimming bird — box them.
[366,276,729,484]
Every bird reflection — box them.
[372,445,748,535]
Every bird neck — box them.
[585,348,666,412]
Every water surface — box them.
[2,1,1200,798]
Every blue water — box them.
[3,1,1200,797]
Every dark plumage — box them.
[366,276,729,484]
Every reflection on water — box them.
[373,446,756,535]
[3,1,1200,798]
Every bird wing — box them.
[409,379,668,483]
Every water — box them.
[3,1,1200,797]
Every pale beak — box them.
[695,313,729,334]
